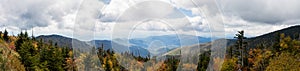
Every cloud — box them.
[221,0,300,24]
[0,0,81,30]
[94,0,227,39]
[1,0,299,40]
[0,0,108,40]
[222,14,297,38]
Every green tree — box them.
[18,40,41,70]
[234,30,248,70]
[197,51,211,71]
[40,41,64,71]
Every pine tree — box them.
[234,30,248,70]
[3,29,8,42]
[197,51,211,71]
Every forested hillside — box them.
[222,30,300,71]
[0,30,78,71]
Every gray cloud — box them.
[221,0,300,24]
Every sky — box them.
[0,0,300,41]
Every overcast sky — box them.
[0,0,299,41]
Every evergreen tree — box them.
[15,32,68,71]
[197,51,211,71]
[272,33,281,53]
[234,30,248,70]
[3,29,8,42]
[18,40,40,70]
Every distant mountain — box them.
[89,40,150,57]
[36,34,93,51]
[112,34,212,56]
[36,34,212,57]
[128,34,212,48]
[89,40,112,50]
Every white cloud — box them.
[0,0,81,30]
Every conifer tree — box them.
[234,30,248,70]
[3,29,8,42]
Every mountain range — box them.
[36,34,212,57]
[36,25,300,57]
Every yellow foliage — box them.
[266,52,300,71]
[221,57,238,71]
[108,60,113,69]
[0,39,26,71]
[68,50,73,57]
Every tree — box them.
[0,39,26,71]
[266,52,300,71]
[234,30,248,70]
[271,33,281,53]
[221,57,238,71]
[3,29,8,42]
[97,44,126,71]
[18,40,41,71]
[40,41,64,71]
[227,46,234,59]
[197,51,211,71]
[15,32,68,71]
[158,56,180,71]
[248,44,272,71]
